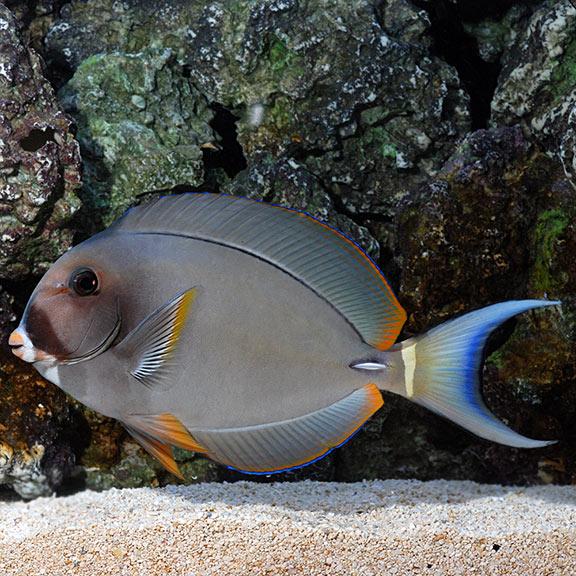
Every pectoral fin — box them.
[124,425,184,480]
[116,288,196,388]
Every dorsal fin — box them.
[111,193,406,350]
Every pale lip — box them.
[8,327,43,363]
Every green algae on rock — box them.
[43,0,470,218]
[59,47,215,227]
[463,4,536,64]
[532,209,571,294]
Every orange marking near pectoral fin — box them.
[124,413,207,453]
[118,287,197,388]
[124,425,184,480]
[167,289,196,355]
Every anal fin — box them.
[190,383,383,474]
[124,413,207,453]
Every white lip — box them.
[9,326,37,363]
[9,326,57,364]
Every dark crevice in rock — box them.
[302,159,394,228]
[410,0,504,129]
[182,64,192,79]
[324,183,393,225]
[203,103,247,181]
[261,187,276,204]
[30,164,67,235]
[45,60,76,92]
[291,144,337,161]
[20,127,56,152]
[1,276,42,321]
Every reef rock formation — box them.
[352,125,574,486]
[45,0,471,219]
[0,5,83,498]
[491,0,576,186]
[59,47,215,227]
[0,5,80,280]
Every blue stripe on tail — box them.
[403,300,560,448]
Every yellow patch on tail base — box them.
[401,342,417,398]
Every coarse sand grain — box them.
[0,479,575,575]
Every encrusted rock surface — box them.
[341,125,575,486]
[0,355,86,499]
[0,5,81,280]
[0,5,83,498]
[491,0,576,186]
[0,1,574,496]
[59,47,215,227]
[45,0,470,219]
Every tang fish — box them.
[9,193,558,478]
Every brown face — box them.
[9,250,121,365]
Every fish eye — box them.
[70,268,99,296]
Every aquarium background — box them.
[0,0,574,498]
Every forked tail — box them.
[395,300,560,448]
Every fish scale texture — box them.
[1,479,575,576]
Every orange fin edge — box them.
[227,383,384,474]
[300,212,407,350]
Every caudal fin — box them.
[398,300,560,448]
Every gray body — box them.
[22,193,555,474]
[48,232,400,429]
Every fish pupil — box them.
[71,268,99,296]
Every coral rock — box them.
[491,0,576,188]
[0,5,81,280]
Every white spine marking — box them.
[401,342,417,398]
[352,362,388,371]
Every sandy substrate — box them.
[0,479,575,576]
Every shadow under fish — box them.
[8,193,559,479]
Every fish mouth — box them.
[9,311,121,366]
[8,328,54,363]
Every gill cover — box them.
[19,254,121,364]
